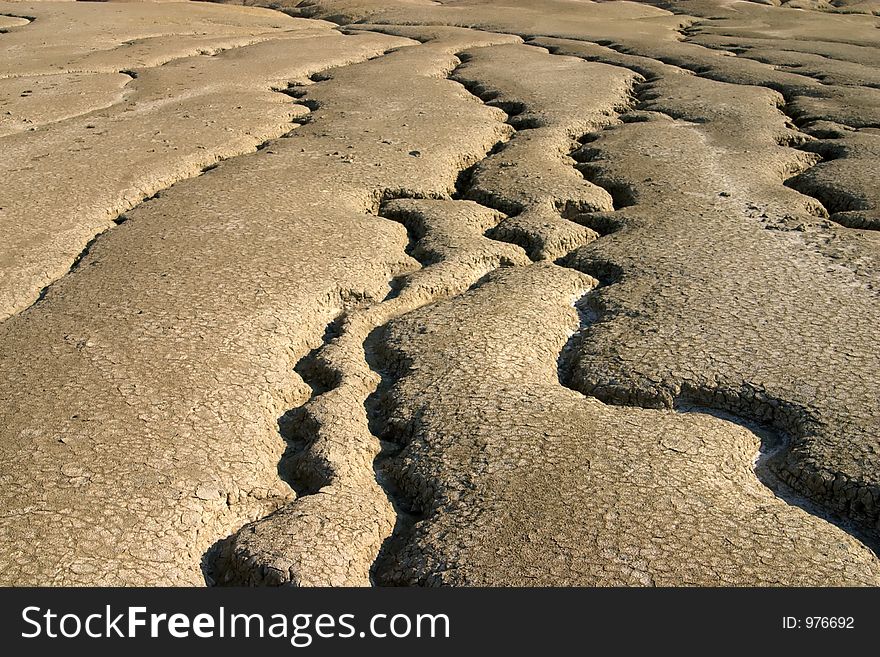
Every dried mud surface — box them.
[0,0,878,586]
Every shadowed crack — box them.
[557,274,880,558]
[780,116,880,230]
[0,12,35,26]
[202,43,530,586]
[540,60,880,540]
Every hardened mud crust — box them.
[0,0,878,586]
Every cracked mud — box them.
[0,0,878,587]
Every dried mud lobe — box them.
[208,196,530,587]
[373,265,880,586]
[2,0,879,586]
[206,28,529,587]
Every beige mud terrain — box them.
[0,0,877,586]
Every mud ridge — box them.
[559,256,880,552]
[370,49,646,583]
[514,58,880,555]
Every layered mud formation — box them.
[0,0,878,586]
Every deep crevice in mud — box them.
[565,39,880,234]
[530,39,874,234]
[685,406,880,557]
[276,311,358,498]
[568,212,627,238]
[680,393,880,551]
[365,322,425,586]
[773,101,879,229]
[572,149,638,212]
[373,58,581,582]
[202,53,530,580]
[266,192,441,507]
[451,54,643,259]
[369,59,550,581]
[30,231,106,308]
[571,35,878,133]
[451,138,509,201]
[487,43,880,573]
[568,87,646,215]
[554,183,880,552]
[0,12,35,25]
[564,257,879,549]
[275,84,321,112]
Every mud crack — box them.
[204,49,531,586]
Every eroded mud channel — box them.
[1,1,879,586]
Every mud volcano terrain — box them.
[0,0,878,586]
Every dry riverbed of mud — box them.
[0,0,878,586]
